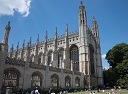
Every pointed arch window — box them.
[65,76,71,87]
[58,49,64,68]
[89,45,95,75]
[75,77,80,87]
[3,70,19,87]
[70,45,79,71]
[51,74,59,87]
[38,53,43,64]
[31,73,41,87]
[48,51,52,66]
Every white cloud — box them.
[0,0,32,17]
[102,54,106,59]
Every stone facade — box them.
[0,1,103,93]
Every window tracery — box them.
[58,49,64,68]
[89,45,95,75]
[65,76,71,87]
[75,77,80,87]
[51,74,59,87]
[31,73,41,87]
[48,51,52,66]
[3,70,18,87]
[70,45,79,71]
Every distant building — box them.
[0,1,103,93]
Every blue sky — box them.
[0,0,128,69]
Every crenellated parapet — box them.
[49,66,61,73]
[74,71,81,76]
[68,31,78,37]
[29,62,46,70]
[5,57,25,66]
[8,29,79,61]
[63,69,73,74]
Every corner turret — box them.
[2,21,11,45]
[78,1,87,26]
[92,16,99,38]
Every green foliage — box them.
[105,42,128,88]
[106,43,128,68]
[103,68,118,87]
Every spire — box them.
[66,24,68,36]
[78,0,87,26]
[80,0,84,8]
[9,44,14,58]
[92,16,99,37]
[10,44,14,52]
[92,16,97,24]
[54,27,57,39]
[34,34,39,57]
[36,34,39,44]
[29,37,31,47]
[92,16,96,21]
[2,21,11,44]
[27,42,29,47]
[5,21,11,30]
[22,39,25,49]
[53,27,58,51]
[16,42,19,51]
[64,24,70,69]
[44,31,48,53]
[65,24,69,49]
[45,31,48,42]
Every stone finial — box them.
[45,31,48,42]
[5,21,11,30]
[36,34,39,45]
[92,16,96,22]
[54,27,57,38]
[16,42,19,51]
[22,39,25,48]
[65,24,68,36]
[79,0,84,8]
[66,24,68,31]
[10,44,14,51]
[80,0,83,4]
[29,37,32,47]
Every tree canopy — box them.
[104,43,128,88]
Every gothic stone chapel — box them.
[0,1,103,93]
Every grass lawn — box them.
[68,89,128,94]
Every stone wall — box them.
[4,58,84,89]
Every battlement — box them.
[5,57,25,66]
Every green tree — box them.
[105,43,128,88]
[106,43,128,68]
[103,68,118,87]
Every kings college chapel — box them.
[0,1,103,93]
